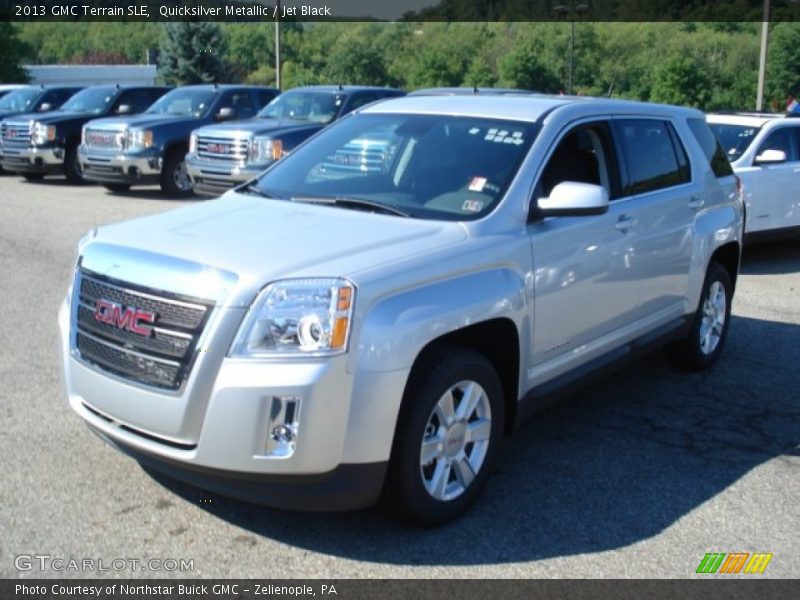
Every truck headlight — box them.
[248,137,283,164]
[189,133,197,154]
[125,128,153,150]
[32,122,56,145]
[231,278,355,357]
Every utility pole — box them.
[756,0,770,111]
[553,3,589,95]
[275,0,281,89]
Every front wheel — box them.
[666,262,733,370]
[384,348,504,526]
[160,151,194,198]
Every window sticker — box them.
[462,199,484,212]
[469,127,481,135]
[485,129,526,144]
[468,176,487,192]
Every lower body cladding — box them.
[57,299,403,511]
[0,145,63,175]
[185,154,265,197]
[79,146,161,186]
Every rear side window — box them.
[257,90,278,107]
[688,118,734,177]
[615,119,691,195]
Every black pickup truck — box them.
[79,84,279,196]
[0,85,169,183]
[185,85,405,196]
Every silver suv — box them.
[59,95,743,524]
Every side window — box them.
[687,118,734,177]
[257,90,277,108]
[538,121,618,200]
[615,119,690,195]
[757,128,799,162]
[346,93,379,114]
[38,90,61,109]
[221,91,256,119]
[117,90,151,113]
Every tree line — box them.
[4,21,800,112]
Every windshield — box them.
[251,113,538,221]
[258,91,340,123]
[146,89,217,117]
[60,87,118,115]
[0,88,40,112]
[708,123,761,162]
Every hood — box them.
[196,118,324,138]
[86,113,205,132]
[80,192,467,307]
[10,111,95,127]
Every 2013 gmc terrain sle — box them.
[59,94,743,525]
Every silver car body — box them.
[59,95,743,509]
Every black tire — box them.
[666,262,733,371]
[64,142,84,184]
[160,151,194,198]
[22,174,45,181]
[103,183,131,193]
[384,347,505,526]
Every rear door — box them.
[611,118,696,321]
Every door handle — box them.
[615,216,637,231]
[688,196,705,209]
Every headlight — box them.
[248,137,283,164]
[189,133,197,154]
[80,125,87,145]
[125,128,153,150]
[231,278,355,357]
[32,122,56,145]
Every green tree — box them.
[499,39,560,93]
[650,56,711,108]
[159,22,228,85]
[0,22,30,82]
[767,23,800,106]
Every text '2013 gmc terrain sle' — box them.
[60,95,743,525]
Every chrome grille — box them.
[84,128,124,151]
[74,271,213,390]
[1,122,32,148]
[196,134,249,162]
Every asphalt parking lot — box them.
[1,174,798,579]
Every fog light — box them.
[265,396,300,457]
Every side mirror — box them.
[38,103,53,112]
[216,107,236,121]
[116,104,132,115]
[754,149,787,165]
[537,181,609,217]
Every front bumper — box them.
[79,145,161,186]
[0,144,63,175]
[58,296,394,511]
[186,153,267,197]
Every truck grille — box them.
[321,138,395,175]
[196,134,249,163]
[74,271,214,391]
[84,128,124,151]
[1,122,32,148]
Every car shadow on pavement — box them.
[741,239,800,275]
[144,313,800,566]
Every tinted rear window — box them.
[615,119,691,195]
[707,123,759,162]
[689,118,734,177]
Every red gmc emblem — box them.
[207,143,228,154]
[6,129,17,138]
[94,299,156,336]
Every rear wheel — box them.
[160,151,194,198]
[666,262,732,370]
[102,183,131,193]
[384,348,504,526]
[64,142,84,184]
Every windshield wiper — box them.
[239,182,283,198]
[290,195,410,217]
